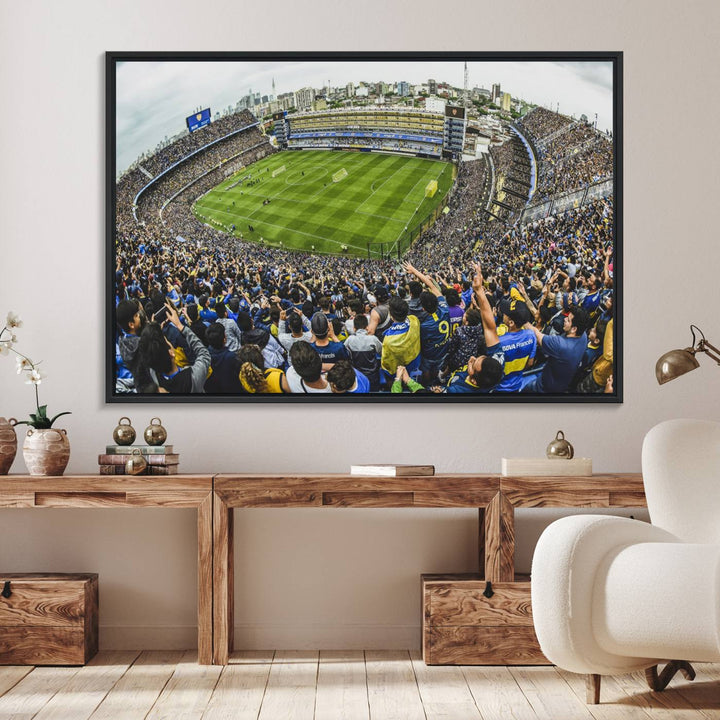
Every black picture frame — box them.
[107,51,622,404]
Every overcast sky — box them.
[115,58,615,173]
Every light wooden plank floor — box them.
[0,652,717,720]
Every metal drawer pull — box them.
[1,581,11,598]
[483,581,494,598]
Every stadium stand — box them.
[113,103,615,397]
[515,107,612,200]
[285,108,445,158]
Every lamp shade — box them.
[655,348,700,385]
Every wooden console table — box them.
[212,473,645,665]
[0,473,647,666]
[0,475,214,665]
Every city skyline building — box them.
[294,86,315,111]
[116,59,614,172]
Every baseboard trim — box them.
[100,625,198,650]
[99,624,421,650]
[233,623,421,650]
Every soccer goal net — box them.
[271,165,287,178]
[333,168,348,183]
[425,179,438,198]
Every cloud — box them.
[559,61,614,92]
[114,58,616,172]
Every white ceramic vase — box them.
[22,427,70,476]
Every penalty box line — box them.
[282,150,340,188]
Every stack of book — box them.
[98,445,179,475]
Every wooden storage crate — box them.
[422,573,548,665]
[0,573,98,665]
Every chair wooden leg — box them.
[645,661,696,692]
[586,674,601,704]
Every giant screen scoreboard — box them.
[186,108,211,133]
[443,105,466,158]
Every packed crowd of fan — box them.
[114,193,614,396]
[515,106,570,145]
[113,107,615,396]
[134,110,258,177]
[516,107,613,200]
[135,129,269,223]
[535,135,613,199]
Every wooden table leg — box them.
[484,492,515,582]
[213,492,234,665]
[197,493,213,665]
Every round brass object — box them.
[546,430,574,459]
[125,449,147,475]
[113,417,136,446]
[144,418,167,446]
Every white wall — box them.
[1,0,719,650]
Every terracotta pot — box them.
[0,417,18,475]
[22,428,70,476]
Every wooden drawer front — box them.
[425,626,546,665]
[427,581,534,627]
[0,580,88,626]
[0,626,87,665]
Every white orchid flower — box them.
[16,356,33,373]
[3,310,70,429]
[25,368,46,385]
[5,312,22,329]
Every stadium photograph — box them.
[108,52,620,402]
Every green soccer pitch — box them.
[192,150,455,258]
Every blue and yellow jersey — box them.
[582,290,602,312]
[418,296,451,362]
[492,330,537,392]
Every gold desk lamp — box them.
[656,325,720,384]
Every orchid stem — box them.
[2,323,42,411]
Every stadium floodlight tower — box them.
[463,60,471,107]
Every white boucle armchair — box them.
[531,418,720,704]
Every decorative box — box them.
[0,573,98,665]
[422,573,548,665]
